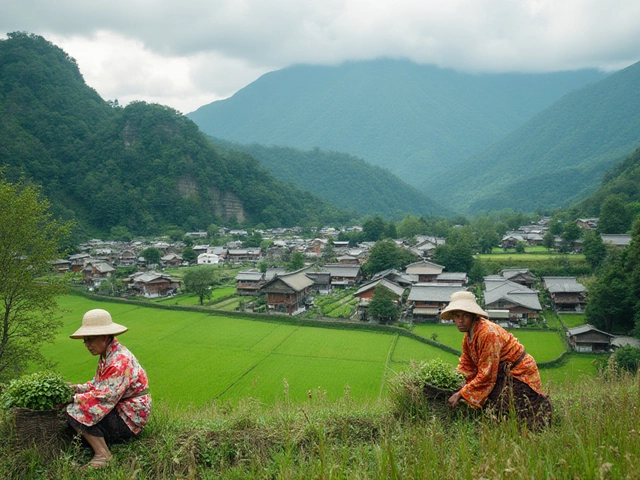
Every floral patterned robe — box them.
[67,339,151,434]
[457,318,543,409]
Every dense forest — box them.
[0,33,355,239]
[209,138,447,219]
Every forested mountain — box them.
[435,61,640,214]
[574,147,640,216]
[0,33,355,238]
[209,138,448,218]
[188,60,605,196]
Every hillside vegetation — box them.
[188,59,605,207]
[210,138,448,218]
[439,61,640,213]
[0,33,353,237]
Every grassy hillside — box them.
[188,59,605,195]
[210,138,449,218]
[437,61,640,213]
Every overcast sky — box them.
[3,0,640,114]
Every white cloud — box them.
[3,0,640,112]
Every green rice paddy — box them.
[40,295,585,409]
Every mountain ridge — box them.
[188,59,607,195]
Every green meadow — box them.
[43,295,579,410]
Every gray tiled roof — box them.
[407,284,465,302]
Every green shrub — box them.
[388,359,464,419]
[1,371,73,410]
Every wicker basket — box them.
[12,408,73,458]
[423,383,456,400]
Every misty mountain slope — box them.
[435,60,640,213]
[209,138,450,218]
[188,59,604,189]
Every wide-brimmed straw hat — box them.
[69,309,128,339]
[440,291,488,320]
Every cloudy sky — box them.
[3,0,640,114]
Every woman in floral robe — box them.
[66,309,151,469]
[442,292,551,429]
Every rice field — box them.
[40,295,580,410]
[411,323,567,362]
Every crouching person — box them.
[443,292,551,430]
[66,309,151,469]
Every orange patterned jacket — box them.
[457,318,543,409]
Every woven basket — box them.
[423,383,456,400]
[12,408,73,458]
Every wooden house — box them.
[407,284,465,322]
[235,269,265,296]
[566,324,614,353]
[405,260,445,283]
[483,277,542,324]
[322,264,363,287]
[125,271,181,298]
[543,276,587,312]
[260,268,314,315]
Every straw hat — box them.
[69,309,128,339]
[440,291,488,320]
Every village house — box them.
[68,252,91,272]
[576,218,598,230]
[83,262,116,287]
[161,253,183,268]
[407,284,465,322]
[371,268,415,287]
[321,263,363,287]
[260,268,314,315]
[435,272,468,286]
[235,269,265,296]
[118,249,137,267]
[566,324,614,352]
[500,268,537,289]
[336,254,360,265]
[600,234,632,249]
[52,259,71,273]
[226,248,262,264]
[405,260,445,283]
[483,277,542,324]
[124,271,181,298]
[543,276,588,312]
[304,271,332,295]
[197,253,220,265]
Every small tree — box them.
[0,176,73,381]
[182,247,197,265]
[368,285,399,324]
[287,251,306,272]
[142,247,161,267]
[183,266,219,305]
[542,230,556,252]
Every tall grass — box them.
[2,366,639,479]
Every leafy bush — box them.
[613,346,640,373]
[1,372,73,410]
[388,359,464,419]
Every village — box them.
[51,219,637,355]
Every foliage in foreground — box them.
[2,367,639,479]
[0,371,74,411]
[0,175,73,382]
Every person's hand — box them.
[447,390,462,408]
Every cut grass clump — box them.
[388,359,465,421]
